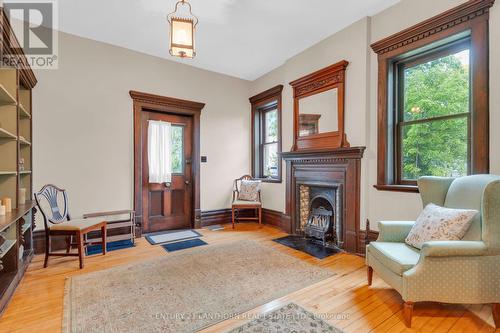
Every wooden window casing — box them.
[249,85,283,183]
[371,0,493,192]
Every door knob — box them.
[185,180,190,185]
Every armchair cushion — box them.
[368,242,420,276]
[405,203,478,249]
[237,180,261,201]
[232,200,261,206]
[50,218,105,231]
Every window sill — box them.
[373,184,419,193]
[256,178,282,184]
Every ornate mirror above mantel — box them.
[290,60,349,151]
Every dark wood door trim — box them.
[130,91,205,232]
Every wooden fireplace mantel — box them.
[281,147,365,254]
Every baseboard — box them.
[200,208,286,230]
[33,230,67,254]
[200,209,232,227]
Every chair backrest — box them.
[233,175,254,193]
[419,175,500,247]
[34,184,70,229]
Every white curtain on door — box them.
[148,120,172,184]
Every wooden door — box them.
[142,111,193,232]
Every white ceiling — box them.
[54,0,400,81]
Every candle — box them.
[1,198,11,212]
[19,188,26,205]
[0,205,5,216]
[19,190,26,205]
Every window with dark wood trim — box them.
[371,0,492,192]
[249,85,283,182]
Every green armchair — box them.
[366,175,500,328]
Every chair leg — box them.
[44,232,50,268]
[66,235,72,254]
[403,301,414,328]
[101,225,107,255]
[76,232,84,269]
[258,207,262,228]
[367,266,373,286]
[232,207,235,229]
[493,303,500,328]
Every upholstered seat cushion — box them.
[368,242,420,276]
[50,218,105,231]
[232,200,262,206]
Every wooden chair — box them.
[231,175,262,229]
[34,184,107,269]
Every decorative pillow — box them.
[405,203,478,249]
[238,180,261,202]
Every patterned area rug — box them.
[63,240,335,333]
[228,303,344,333]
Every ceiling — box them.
[53,0,400,81]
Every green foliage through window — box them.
[263,109,278,178]
[399,46,470,180]
[171,126,183,173]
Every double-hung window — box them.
[371,2,491,192]
[249,85,283,182]
[395,39,471,184]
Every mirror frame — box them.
[290,60,349,151]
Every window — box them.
[395,40,470,183]
[249,85,283,182]
[371,1,490,192]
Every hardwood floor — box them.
[0,223,498,333]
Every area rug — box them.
[145,229,201,245]
[161,238,207,252]
[228,303,344,333]
[274,235,342,259]
[63,240,335,333]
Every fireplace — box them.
[298,184,343,248]
[281,147,365,253]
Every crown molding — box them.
[371,0,495,55]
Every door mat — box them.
[162,238,208,252]
[204,224,224,231]
[86,239,134,255]
[145,229,201,245]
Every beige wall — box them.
[33,0,499,231]
[251,0,500,229]
[33,32,251,219]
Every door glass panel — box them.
[171,125,183,174]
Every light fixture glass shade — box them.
[170,17,195,58]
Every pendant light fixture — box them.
[167,0,198,59]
